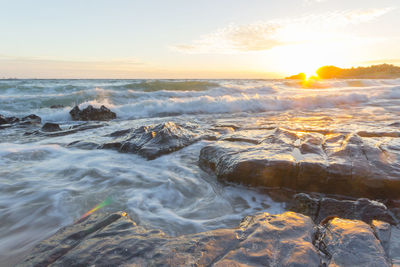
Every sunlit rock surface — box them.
[289,193,397,225]
[17,212,319,266]
[316,218,390,266]
[19,211,398,267]
[200,127,400,199]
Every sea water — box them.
[0,78,399,265]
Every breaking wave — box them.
[0,78,399,122]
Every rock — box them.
[389,226,400,265]
[199,128,400,199]
[289,193,396,225]
[316,217,390,266]
[0,115,7,125]
[0,114,19,125]
[214,212,320,266]
[371,220,391,257]
[67,140,100,149]
[18,211,320,267]
[100,122,200,160]
[41,122,62,132]
[43,123,104,137]
[288,193,320,220]
[19,211,397,266]
[50,104,64,109]
[69,105,116,121]
[20,114,41,125]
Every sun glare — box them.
[268,42,350,80]
[304,70,318,80]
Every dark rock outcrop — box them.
[20,114,41,125]
[67,140,100,149]
[289,193,397,225]
[199,127,400,199]
[100,122,200,160]
[69,105,116,121]
[0,115,19,125]
[41,122,62,132]
[50,104,64,109]
[19,211,395,267]
[44,123,104,137]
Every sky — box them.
[0,0,399,79]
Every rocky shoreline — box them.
[18,206,399,266]
[2,105,400,266]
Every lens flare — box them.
[75,197,112,224]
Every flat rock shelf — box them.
[19,211,399,267]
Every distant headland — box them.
[286,64,400,79]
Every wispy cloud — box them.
[172,23,282,54]
[171,7,394,54]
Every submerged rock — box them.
[69,105,116,121]
[41,122,62,132]
[199,127,400,199]
[19,211,395,266]
[100,122,201,160]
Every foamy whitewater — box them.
[1,79,400,265]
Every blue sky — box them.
[1,0,399,78]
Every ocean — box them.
[1,78,399,265]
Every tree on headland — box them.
[285,73,306,80]
[286,64,400,79]
[317,64,400,79]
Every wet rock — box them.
[67,140,100,150]
[289,193,396,225]
[288,193,320,220]
[214,212,320,266]
[43,123,105,137]
[24,122,104,138]
[100,122,200,160]
[0,115,7,125]
[69,105,116,121]
[371,220,391,257]
[0,115,19,125]
[20,114,41,125]
[199,127,400,199]
[50,104,64,109]
[41,122,62,132]
[389,226,400,265]
[20,211,397,266]
[18,211,320,267]
[316,218,390,266]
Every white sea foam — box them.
[1,79,399,121]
